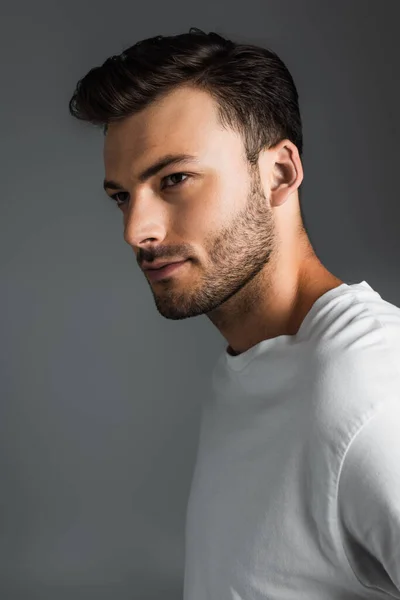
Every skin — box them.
[103,85,343,356]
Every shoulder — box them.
[305,282,400,441]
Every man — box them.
[69,28,400,599]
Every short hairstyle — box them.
[69,27,306,228]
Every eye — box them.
[161,172,190,189]
[110,172,190,206]
[110,191,129,206]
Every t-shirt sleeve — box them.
[337,398,400,597]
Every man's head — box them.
[69,28,312,322]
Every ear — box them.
[264,140,304,207]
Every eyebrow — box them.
[103,153,200,191]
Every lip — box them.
[145,260,189,281]
[143,259,185,270]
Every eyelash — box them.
[110,172,190,206]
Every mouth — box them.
[145,260,189,282]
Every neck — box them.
[208,249,343,357]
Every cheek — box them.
[173,176,245,239]
[173,203,208,239]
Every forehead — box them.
[103,86,242,171]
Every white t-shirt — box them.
[183,281,400,599]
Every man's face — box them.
[103,86,278,320]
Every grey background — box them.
[1,1,399,598]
